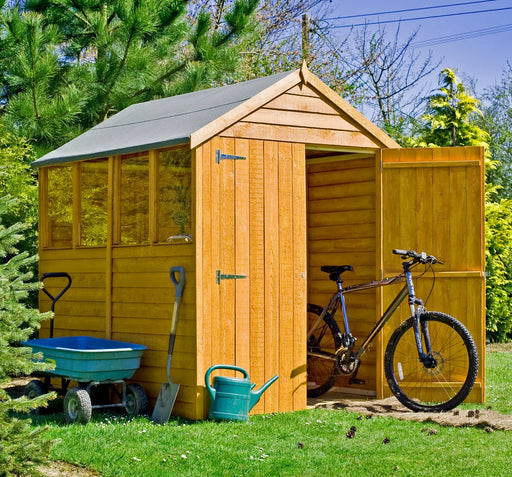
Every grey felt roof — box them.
[32,71,292,167]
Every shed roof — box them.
[32,65,398,168]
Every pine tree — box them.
[0,195,55,476]
[0,130,39,307]
[0,8,85,156]
[0,0,259,155]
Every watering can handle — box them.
[205,364,250,401]
[170,267,186,298]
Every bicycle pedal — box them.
[349,377,366,385]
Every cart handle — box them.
[41,272,72,338]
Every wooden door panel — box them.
[379,146,485,402]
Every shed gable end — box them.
[219,83,386,149]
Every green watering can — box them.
[205,365,279,421]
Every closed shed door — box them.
[196,137,307,416]
[378,146,485,401]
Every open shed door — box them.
[377,146,485,402]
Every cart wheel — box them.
[125,383,149,416]
[24,379,48,399]
[24,380,48,414]
[64,387,92,424]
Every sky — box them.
[323,0,512,93]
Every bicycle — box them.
[307,249,479,412]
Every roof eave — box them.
[31,137,190,168]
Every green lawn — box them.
[32,349,512,477]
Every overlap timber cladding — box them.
[307,155,379,393]
[195,137,307,417]
[38,244,196,417]
[220,83,382,149]
[39,248,107,338]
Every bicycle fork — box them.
[405,266,435,367]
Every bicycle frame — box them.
[308,262,430,363]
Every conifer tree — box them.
[0,195,54,475]
[414,68,512,342]
[0,0,259,155]
[419,68,488,148]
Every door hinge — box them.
[216,149,246,163]
[216,270,247,284]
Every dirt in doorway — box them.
[310,393,512,430]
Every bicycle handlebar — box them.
[392,249,444,265]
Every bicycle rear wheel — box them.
[384,311,478,412]
[307,304,342,398]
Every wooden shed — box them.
[33,64,486,419]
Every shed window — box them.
[47,166,73,248]
[120,154,149,245]
[157,147,192,241]
[80,160,108,246]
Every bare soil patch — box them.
[310,393,512,430]
[37,461,101,477]
[309,342,512,430]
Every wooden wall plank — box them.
[308,181,375,200]
[292,142,307,410]
[221,123,380,149]
[113,256,195,273]
[248,139,266,413]
[40,247,106,261]
[309,209,375,228]
[234,138,251,374]
[264,140,280,412]
[38,257,107,273]
[219,137,236,370]
[112,244,195,259]
[308,166,375,187]
[195,142,209,392]
[208,137,221,408]
[245,108,359,132]
[278,142,294,411]
[265,93,346,115]
[309,195,375,214]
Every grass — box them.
[29,347,512,477]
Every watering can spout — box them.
[249,375,279,411]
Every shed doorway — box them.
[305,145,485,403]
[306,147,379,396]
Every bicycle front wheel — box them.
[307,303,342,398]
[384,311,478,412]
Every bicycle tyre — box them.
[384,311,478,412]
[307,303,342,398]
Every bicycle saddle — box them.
[321,265,353,281]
